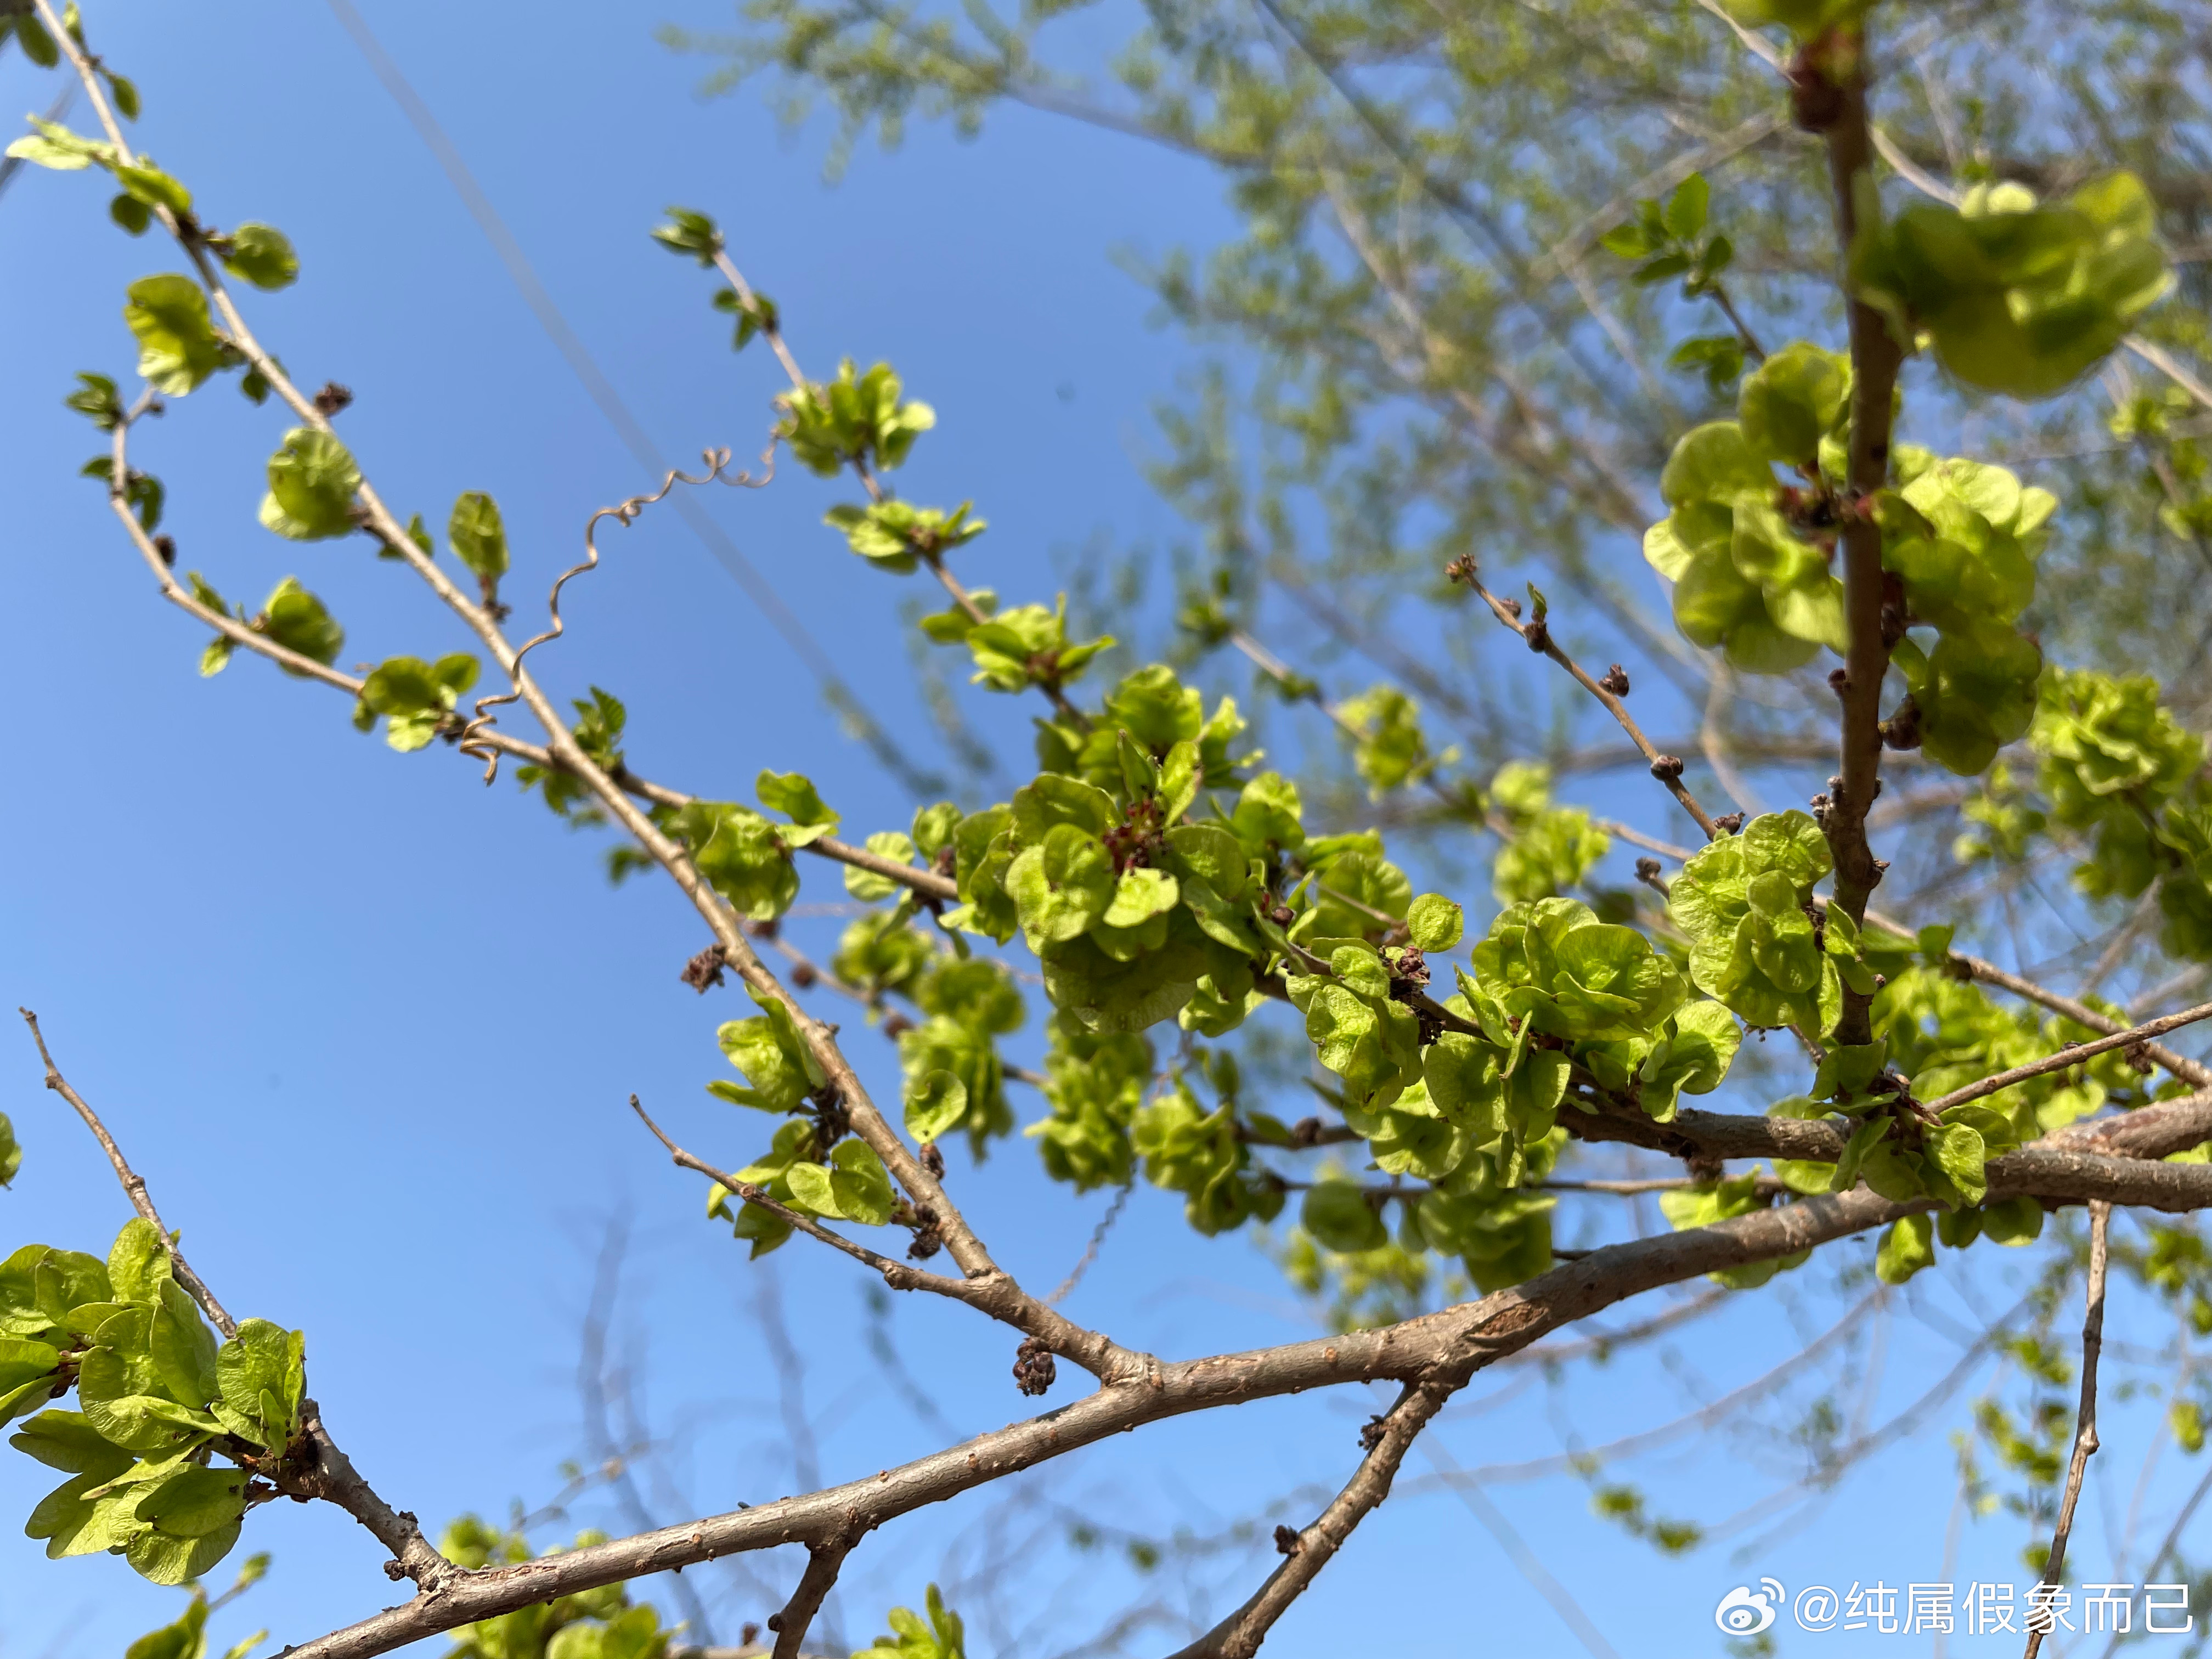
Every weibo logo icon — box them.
[1714,1579,1785,1635]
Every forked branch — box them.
[1167,1377,1459,1659]
[275,1182,1920,1659]
[629,1097,1137,1381]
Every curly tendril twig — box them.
[461,444,776,778]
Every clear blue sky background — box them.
[1,4,2204,1657]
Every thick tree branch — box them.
[1813,23,1908,1047]
[1571,1092,2212,1211]
[275,1185,1921,1659]
[2061,1085,2212,1160]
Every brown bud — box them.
[1634,857,1663,883]
[1881,695,1923,751]
[1013,1336,1058,1397]
[1598,663,1631,696]
[679,943,728,994]
[1713,812,1745,835]
[1274,1525,1303,1556]
[312,381,354,416]
[153,534,177,566]
[1649,754,1685,782]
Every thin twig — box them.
[629,1096,962,1294]
[91,447,964,915]
[1226,628,1488,828]
[1593,819,1701,862]
[1921,1000,2212,1116]
[628,1096,1131,1380]
[1451,563,1719,839]
[2125,337,2212,416]
[1419,1440,1623,1659]
[1956,952,2212,1090]
[2023,1200,2110,1659]
[704,242,1090,730]
[1045,1184,1132,1307]
[2101,1457,2212,1659]
[462,447,773,780]
[1705,282,1769,363]
[322,0,940,800]
[18,1008,237,1337]
[1528,109,1787,283]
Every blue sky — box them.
[2,3,2207,1657]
